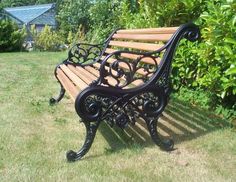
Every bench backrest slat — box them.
[105,48,161,65]
[109,41,164,51]
[100,26,181,88]
[116,27,178,34]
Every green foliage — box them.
[197,0,236,102]
[33,25,63,51]
[118,0,207,28]
[66,31,74,47]
[0,19,26,52]
[87,0,120,42]
[0,0,56,7]
[56,0,91,37]
[173,0,236,111]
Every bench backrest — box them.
[99,26,180,89]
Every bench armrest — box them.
[67,42,107,66]
[98,23,200,89]
[66,29,119,66]
[98,49,164,89]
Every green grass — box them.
[0,52,236,182]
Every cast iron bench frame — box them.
[50,23,200,162]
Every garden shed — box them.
[2,3,56,40]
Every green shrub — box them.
[118,0,207,28]
[197,0,236,104]
[173,0,236,110]
[86,0,120,42]
[57,0,91,37]
[0,19,26,52]
[33,25,63,51]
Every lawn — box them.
[0,52,235,182]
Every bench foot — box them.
[66,120,100,162]
[49,84,65,105]
[146,118,174,151]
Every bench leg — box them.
[49,83,65,105]
[145,118,174,151]
[66,120,100,162]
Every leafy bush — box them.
[197,0,236,104]
[56,0,91,37]
[86,0,120,42]
[0,19,26,52]
[32,25,63,51]
[118,0,207,28]
[173,0,236,110]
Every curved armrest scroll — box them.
[67,42,106,66]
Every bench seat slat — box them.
[67,64,97,84]
[84,66,100,77]
[60,64,88,90]
[56,69,79,101]
[109,41,163,51]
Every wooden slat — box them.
[67,64,96,84]
[93,63,101,69]
[109,41,163,51]
[84,66,100,77]
[105,48,161,65]
[56,69,79,101]
[60,64,87,90]
[117,27,178,34]
[112,33,172,42]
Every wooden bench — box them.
[50,23,200,162]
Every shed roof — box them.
[4,3,55,24]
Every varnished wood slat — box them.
[112,33,172,42]
[109,41,163,51]
[67,64,96,84]
[117,27,178,34]
[75,66,98,81]
[60,64,87,90]
[56,69,79,101]
[105,48,161,65]
[93,63,101,69]
[84,66,100,77]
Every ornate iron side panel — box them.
[66,29,118,66]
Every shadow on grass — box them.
[98,97,230,153]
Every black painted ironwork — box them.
[67,29,118,66]
[49,63,66,105]
[50,23,200,161]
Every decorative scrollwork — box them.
[184,27,200,42]
[75,86,167,129]
[68,43,104,65]
[99,52,160,88]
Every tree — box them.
[57,0,91,36]
[0,0,57,7]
